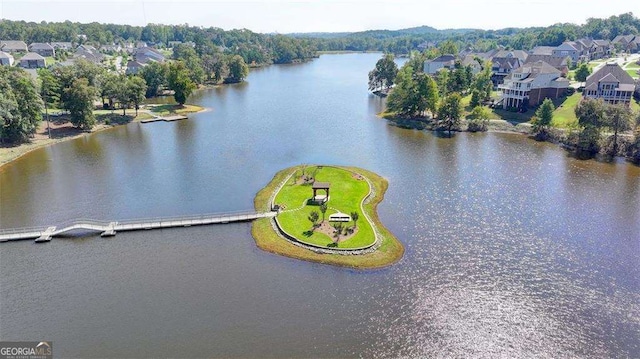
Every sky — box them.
[0,0,637,33]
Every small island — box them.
[252,165,404,269]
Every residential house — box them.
[136,41,148,48]
[423,54,456,75]
[611,35,637,53]
[0,40,28,53]
[461,54,482,75]
[531,46,555,56]
[591,39,612,59]
[0,51,14,66]
[481,49,529,63]
[583,63,635,106]
[491,56,523,86]
[125,60,146,75]
[417,41,436,51]
[74,45,104,63]
[28,43,55,57]
[524,55,570,76]
[100,44,122,53]
[499,61,569,109]
[51,42,73,50]
[552,42,581,62]
[19,52,46,69]
[134,47,165,64]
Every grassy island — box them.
[252,165,404,269]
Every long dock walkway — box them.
[0,210,276,243]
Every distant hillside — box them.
[287,25,478,39]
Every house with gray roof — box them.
[0,40,28,53]
[524,55,570,76]
[0,51,14,66]
[552,42,581,62]
[74,45,104,63]
[51,42,73,50]
[134,47,165,64]
[461,54,483,75]
[583,63,636,106]
[491,56,523,86]
[423,54,456,75]
[19,52,46,69]
[498,61,569,109]
[125,60,146,75]
[28,43,55,57]
[531,46,555,56]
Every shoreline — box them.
[0,104,208,171]
[251,165,405,270]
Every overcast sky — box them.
[0,0,636,33]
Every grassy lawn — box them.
[551,92,581,128]
[274,166,375,249]
[631,99,640,113]
[252,165,404,269]
[489,107,533,123]
[625,68,639,78]
[147,104,204,116]
[626,62,640,69]
[45,57,56,67]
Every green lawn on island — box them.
[274,166,375,249]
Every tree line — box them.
[0,21,316,65]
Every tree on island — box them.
[350,211,359,229]
[319,202,328,222]
[531,98,555,140]
[308,211,319,229]
[575,63,592,82]
[437,92,463,137]
[368,53,398,94]
[168,61,196,106]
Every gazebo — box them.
[311,182,330,203]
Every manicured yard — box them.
[552,93,581,128]
[625,68,639,78]
[148,104,203,116]
[274,166,375,249]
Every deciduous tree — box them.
[437,92,463,137]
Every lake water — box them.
[1,53,639,358]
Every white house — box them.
[0,51,14,66]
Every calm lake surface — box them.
[1,53,639,358]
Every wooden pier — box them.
[140,114,188,123]
[0,211,276,243]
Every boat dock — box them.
[140,114,188,123]
[0,211,276,243]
